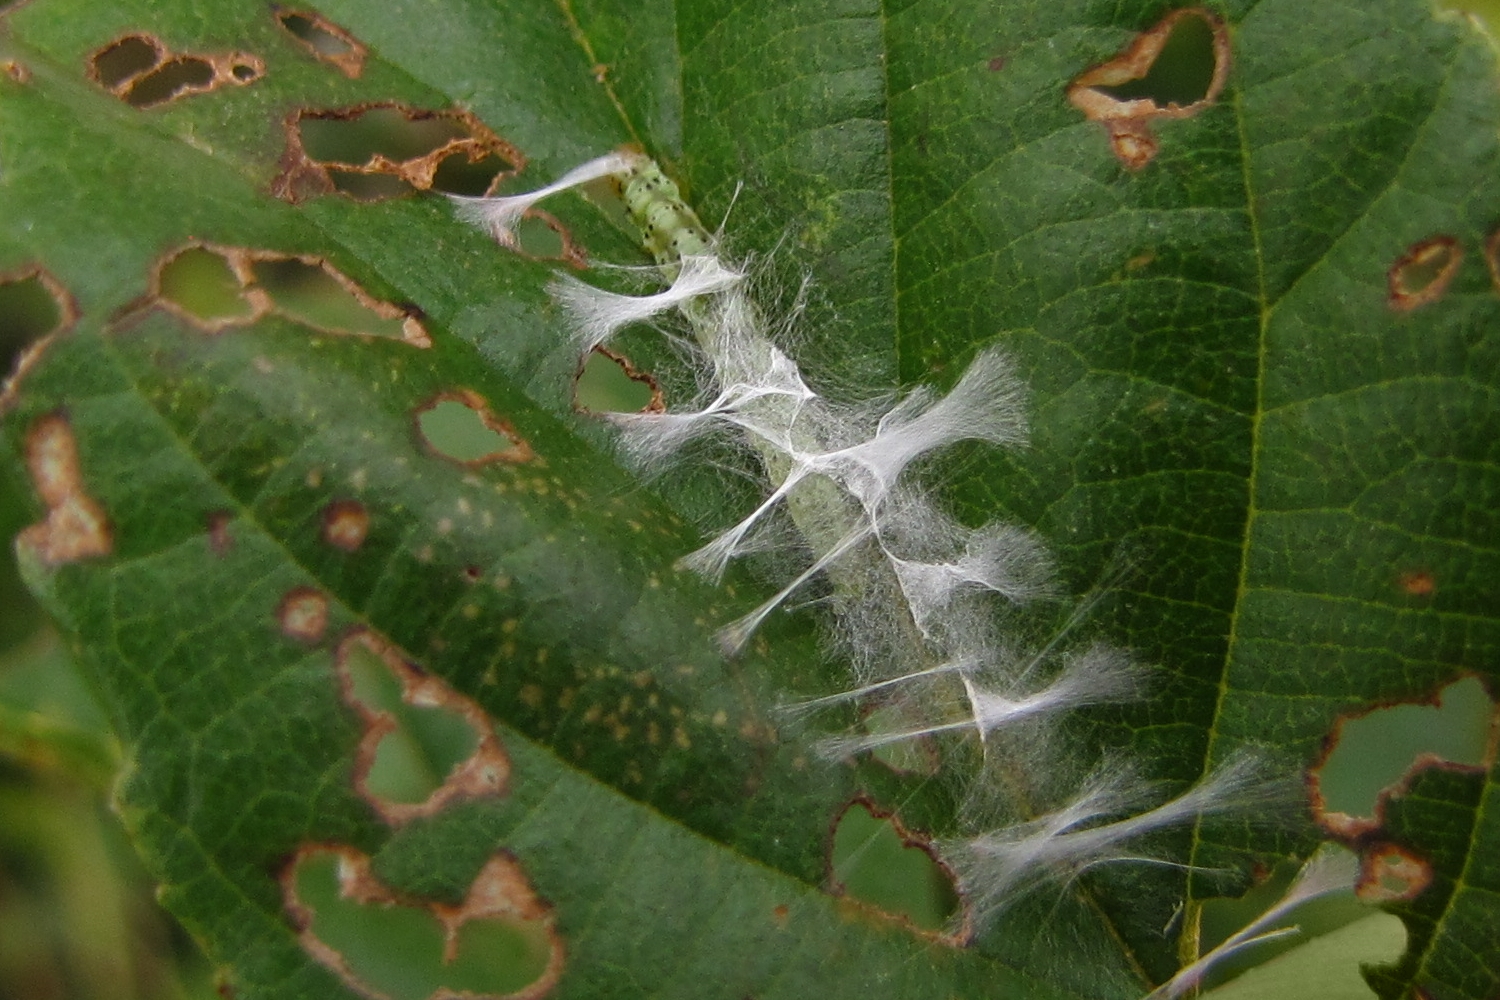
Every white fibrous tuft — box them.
[716,525,872,656]
[551,254,744,353]
[946,753,1271,921]
[810,640,1143,758]
[452,153,1282,944]
[884,513,1056,640]
[815,346,1029,511]
[604,339,817,471]
[448,151,640,247]
[962,640,1145,739]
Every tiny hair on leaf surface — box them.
[0,0,1497,999]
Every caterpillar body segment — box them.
[617,156,713,266]
[445,148,712,270]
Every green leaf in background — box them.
[0,0,1497,998]
[1205,913,1409,1000]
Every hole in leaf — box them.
[1,268,76,412]
[157,246,255,325]
[285,847,562,1000]
[1313,676,1494,826]
[1093,12,1217,106]
[322,499,370,552]
[336,633,509,821]
[18,413,112,565]
[299,107,470,165]
[1067,7,1230,171]
[150,243,433,347]
[1193,846,1373,992]
[327,168,416,202]
[1388,235,1463,312]
[1,270,65,363]
[830,800,960,936]
[273,6,366,78]
[416,393,533,465]
[150,243,431,346]
[125,57,217,107]
[503,210,587,267]
[432,150,517,197]
[91,35,263,107]
[250,258,408,339]
[512,213,566,257]
[90,33,160,89]
[573,348,661,414]
[274,104,522,204]
[343,641,481,808]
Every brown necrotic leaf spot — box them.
[321,499,370,552]
[1486,227,1500,293]
[278,586,330,644]
[1389,235,1463,312]
[18,412,112,565]
[1356,843,1434,903]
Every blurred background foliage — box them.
[2,1,1498,996]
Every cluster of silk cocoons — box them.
[451,154,1291,936]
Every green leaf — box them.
[1204,913,1408,1000]
[1,0,1497,997]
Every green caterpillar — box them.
[617,157,712,265]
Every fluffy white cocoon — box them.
[454,153,1279,935]
[449,151,640,247]
[664,345,1030,597]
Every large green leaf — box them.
[1,0,1496,998]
